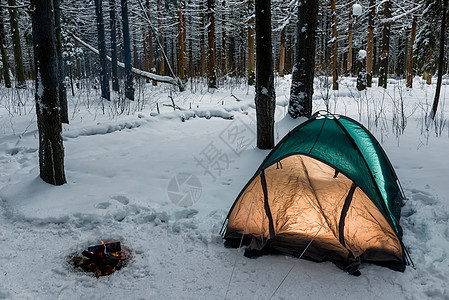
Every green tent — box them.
[222,112,411,274]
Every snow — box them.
[358,49,367,59]
[352,3,362,16]
[0,76,449,299]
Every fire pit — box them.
[70,240,130,277]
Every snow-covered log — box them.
[69,33,184,91]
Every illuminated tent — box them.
[222,113,411,274]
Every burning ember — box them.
[70,240,130,277]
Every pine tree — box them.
[121,0,134,100]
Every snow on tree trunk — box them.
[288,0,319,119]
[31,0,66,186]
[121,0,134,100]
[255,0,275,149]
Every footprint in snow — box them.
[111,195,130,205]
[95,202,111,209]
[410,189,438,206]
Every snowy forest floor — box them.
[0,76,448,299]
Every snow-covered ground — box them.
[0,76,448,299]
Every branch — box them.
[69,32,183,89]
[380,4,422,24]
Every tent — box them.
[222,112,411,274]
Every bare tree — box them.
[121,0,134,100]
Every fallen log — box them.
[69,32,184,91]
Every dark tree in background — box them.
[378,0,391,89]
[31,0,66,185]
[7,0,25,88]
[255,0,275,149]
[207,0,217,88]
[288,0,319,119]
[109,0,120,92]
[0,5,11,88]
[94,0,111,101]
[53,0,68,124]
[121,0,134,100]
[431,0,448,119]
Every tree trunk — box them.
[157,0,164,78]
[255,0,275,149]
[200,1,206,76]
[221,0,227,76]
[75,39,81,79]
[54,0,68,123]
[331,0,338,90]
[347,3,353,74]
[288,0,319,118]
[207,0,216,88]
[110,0,120,91]
[0,5,11,88]
[406,15,417,88]
[177,0,187,81]
[431,0,448,119]
[366,0,375,87]
[279,26,286,77]
[132,11,138,70]
[7,0,25,88]
[378,0,391,89]
[145,0,156,85]
[31,0,66,185]
[121,0,134,100]
[248,0,255,86]
[94,0,111,101]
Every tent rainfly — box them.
[221,112,412,275]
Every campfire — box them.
[70,240,130,277]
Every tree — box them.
[331,0,338,90]
[207,0,217,88]
[366,0,375,87]
[406,15,417,88]
[177,0,187,81]
[31,0,66,185]
[288,0,319,118]
[378,0,391,89]
[7,0,25,88]
[431,0,448,119]
[110,0,120,92]
[0,4,11,88]
[54,0,69,123]
[121,0,134,100]
[255,0,275,149]
[247,0,255,85]
[94,0,111,101]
